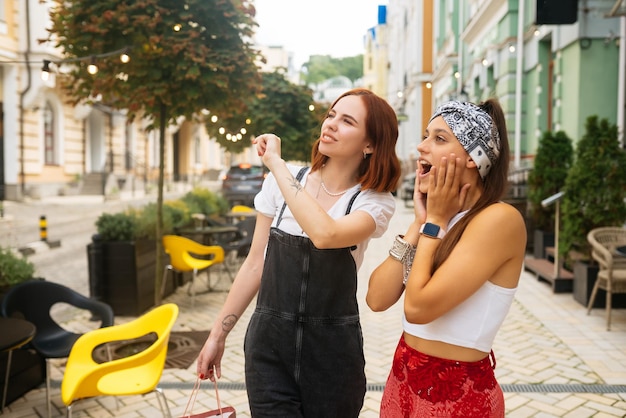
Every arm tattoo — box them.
[221,314,239,332]
[287,174,303,196]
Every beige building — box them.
[1,0,262,202]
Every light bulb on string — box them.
[120,52,130,63]
[87,57,98,75]
[41,60,51,81]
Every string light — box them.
[87,56,98,75]
[5,46,134,80]
[41,60,51,81]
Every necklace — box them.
[320,180,349,196]
[320,168,351,196]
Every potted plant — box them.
[559,116,626,306]
[87,188,228,316]
[527,130,573,259]
[0,247,37,302]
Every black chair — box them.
[218,217,256,271]
[0,279,114,418]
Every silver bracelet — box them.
[389,235,415,263]
[402,245,416,285]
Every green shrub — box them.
[94,188,227,241]
[0,246,36,287]
[527,130,573,231]
[134,202,189,240]
[560,116,626,262]
[95,211,137,241]
[181,187,229,216]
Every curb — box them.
[18,239,62,256]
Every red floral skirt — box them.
[380,335,504,417]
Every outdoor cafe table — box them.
[224,210,257,224]
[178,225,238,246]
[0,317,36,412]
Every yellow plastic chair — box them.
[228,204,257,224]
[61,303,179,418]
[162,235,227,305]
[231,204,254,213]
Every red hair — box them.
[310,89,401,192]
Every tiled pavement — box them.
[1,196,625,417]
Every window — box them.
[194,135,201,165]
[43,101,58,165]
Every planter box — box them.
[533,229,555,260]
[87,239,176,316]
[572,261,626,308]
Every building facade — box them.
[380,0,625,173]
[0,0,252,202]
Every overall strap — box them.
[345,189,362,251]
[276,166,309,228]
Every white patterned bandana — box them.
[429,101,501,180]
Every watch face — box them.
[423,223,440,237]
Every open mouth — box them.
[419,162,432,175]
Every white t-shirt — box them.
[254,164,396,270]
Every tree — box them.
[46,0,262,304]
[301,55,364,86]
[527,130,573,231]
[560,116,626,262]
[206,70,323,162]
[336,56,364,85]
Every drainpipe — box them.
[18,0,33,198]
[514,0,525,169]
[457,1,464,96]
[618,15,625,147]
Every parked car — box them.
[221,163,267,206]
[400,173,415,207]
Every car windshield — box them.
[228,165,264,176]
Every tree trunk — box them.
[155,102,166,305]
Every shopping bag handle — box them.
[182,366,223,417]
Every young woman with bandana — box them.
[196,88,401,417]
[366,99,526,417]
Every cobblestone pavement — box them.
[1,193,625,417]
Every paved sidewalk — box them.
[2,197,626,417]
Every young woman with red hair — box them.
[197,88,401,417]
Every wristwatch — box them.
[419,222,446,239]
[389,235,415,262]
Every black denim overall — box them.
[244,167,365,417]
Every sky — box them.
[253,0,388,68]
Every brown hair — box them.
[310,88,401,193]
[432,98,511,271]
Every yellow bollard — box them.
[39,215,47,242]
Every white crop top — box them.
[402,281,516,352]
[402,209,517,353]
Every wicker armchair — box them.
[586,227,626,330]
